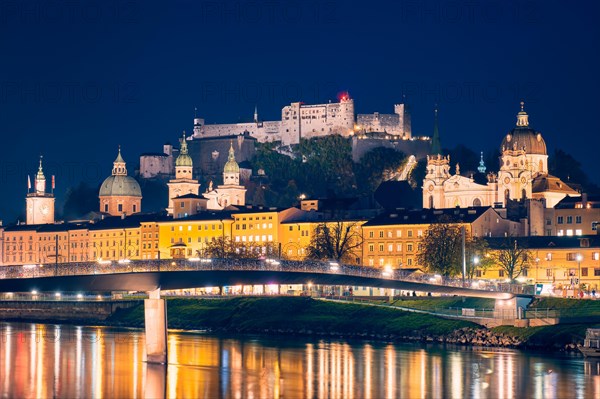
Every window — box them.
[396,243,402,252]
[379,231,384,238]
[407,244,413,252]
[557,216,564,224]
[566,253,579,261]
[546,219,551,226]
[595,268,600,277]
[407,230,413,238]
[378,244,384,252]
[567,216,573,224]
[566,229,573,236]
[104,204,109,212]
[407,258,412,266]
[582,268,589,277]
[118,204,123,212]
[388,244,393,252]
[396,230,401,238]
[594,252,600,261]
[133,204,137,213]
[499,270,505,278]
[576,216,582,224]
[546,268,553,277]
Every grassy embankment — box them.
[105,296,600,348]
[390,296,600,348]
[107,296,477,338]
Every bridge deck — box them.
[0,259,524,299]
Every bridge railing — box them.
[0,258,530,296]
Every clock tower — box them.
[26,156,55,225]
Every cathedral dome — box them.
[99,175,142,197]
[500,102,547,155]
[99,148,142,197]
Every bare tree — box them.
[490,238,532,282]
[306,221,363,264]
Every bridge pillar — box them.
[144,288,168,364]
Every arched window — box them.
[504,189,510,202]
[522,189,527,199]
[429,195,434,209]
[473,198,482,207]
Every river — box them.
[1,322,598,398]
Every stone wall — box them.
[0,300,140,321]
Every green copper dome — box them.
[175,133,193,167]
[223,142,239,173]
[99,175,142,197]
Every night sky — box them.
[0,0,598,222]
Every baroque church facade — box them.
[423,103,579,210]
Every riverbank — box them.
[104,296,594,351]
[1,296,595,351]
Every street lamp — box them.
[473,256,480,281]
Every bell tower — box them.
[423,107,450,209]
[166,132,200,215]
[26,156,55,225]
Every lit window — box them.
[566,229,573,236]
[576,229,583,236]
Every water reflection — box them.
[1,322,600,398]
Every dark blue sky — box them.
[0,0,598,222]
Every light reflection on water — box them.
[1,322,599,398]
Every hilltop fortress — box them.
[191,94,412,145]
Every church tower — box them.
[423,107,451,209]
[26,156,55,225]
[205,142,247,209]
[167,132,201,215]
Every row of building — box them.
[2,102,600,295]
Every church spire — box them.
[478,151,487,173]
[35,155,46,194]
[430,106,442,155]
[516,101,529,127]
[254,105,258,123]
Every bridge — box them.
[0,258,528,363]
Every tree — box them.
[489,238,533,282]
[465,237,494,280]
[203,237,247,259]
[306,221,363,264]
[353,147,406,194]
[417,217,463,277]
[203,237,283,260]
